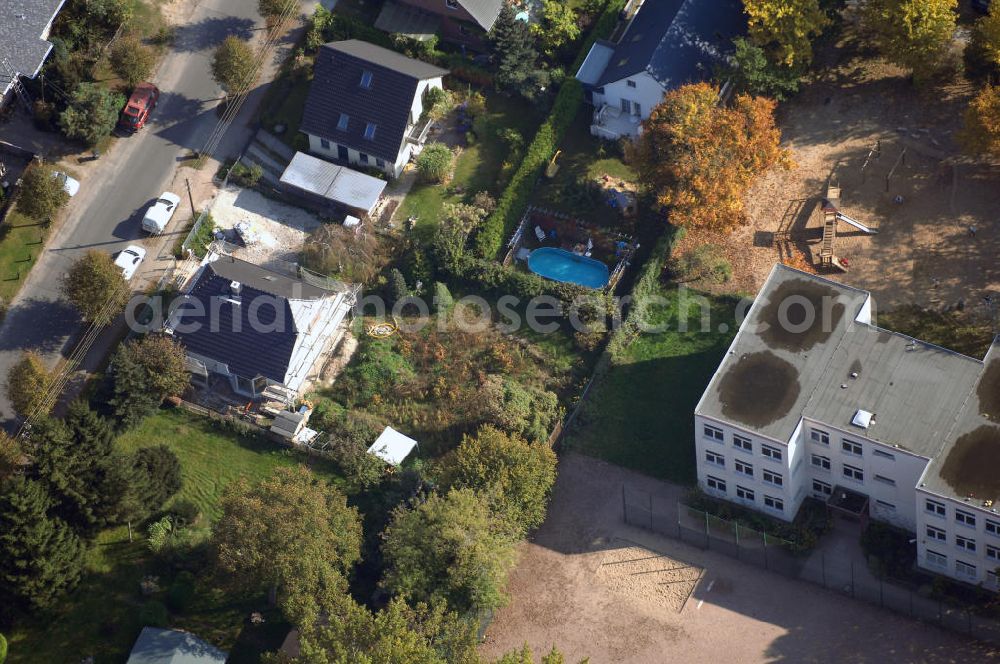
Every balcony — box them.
[405,114,435,146]
[590,104,641,140]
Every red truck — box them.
[118,82,160,133]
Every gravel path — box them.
[209,185,321,268]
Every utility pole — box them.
[185,178,196,217]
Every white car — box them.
[141,191,181,234]
[115,245,147,281]
[53,171,80,197]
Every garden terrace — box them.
[398,90,544,240]
[504,207,637,290]
[528,110,638,226]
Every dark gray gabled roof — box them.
[206,255,327,300]
[170,258,327,383]
[325,40,448,80]
[300,40,447,163]
[0,0,66,79]
[595,0,746,88]
[456,0,503,31]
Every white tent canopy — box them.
[367,426,418,466]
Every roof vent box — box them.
[852,409,874,429]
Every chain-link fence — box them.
[622,485,1000,646]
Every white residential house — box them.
[695,264,1000,590]
[300,40,448,179]
[575,0,746,139]
[166,253,355,399]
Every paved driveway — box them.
[0,0,297,424]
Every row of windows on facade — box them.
[925,524,1000,557]
[704,451,784,485]
[702,425,784,461]
[317,139,386,168]
[925,498,1000,532]
[704,426,902,493]
[705,475,784,512]
[704,424,896,462]
[809,453,896,486]
[809,427,897,460]
[809,429,896,461]
[924,550,992,583]
[707,476,899,517]
[808,477,897,510]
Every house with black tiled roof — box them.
[575,0,746,139]
[165,254,354,399]
[300,40,448,179]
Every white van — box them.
[142,192,181,234]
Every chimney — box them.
[230,280,241,295]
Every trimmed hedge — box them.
[474,79,584,258]
[452,255,591,307]
[473,0,626,259]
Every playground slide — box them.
[835,212,877,234]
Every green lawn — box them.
[530,108,636,224]
[117,407,342,520]
[0,210,49,302]
[877,305,993,358]
[399,93,544,238]
[564,287,738,483]
[257,58,314,152]
[7,408,342,663]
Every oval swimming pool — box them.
[527,247,610,289]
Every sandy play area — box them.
[594,539,703,613]
[675,21,1000,320]
[480,454,998,663]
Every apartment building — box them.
[694,264,1000,589]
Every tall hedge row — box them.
[451,254,591,307]
[473,0,628,259]
[473,80,584,258]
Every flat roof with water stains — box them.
[698,265,997,501]
[922,348,1000,504]
[698,265,870,442]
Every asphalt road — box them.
[0,0,267,424]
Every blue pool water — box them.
[527,247,610,289]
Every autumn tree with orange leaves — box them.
[628,82,789,233]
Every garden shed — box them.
[367,426,418,466]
